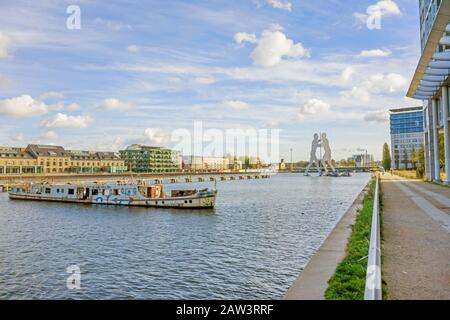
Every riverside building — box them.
[0,146,42,174]
[0,144,127,175]
[182,156,230,171]
[119,145,182,173]
[389,107,425,170]
[407,0,450,183]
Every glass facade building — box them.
[390,107,425,170]
[407,1,450,182]
[119,145,181,173]
[420,0,443,50]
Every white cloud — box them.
[98,98,134,111]
[193,76,216,85]
[44,130,58,140]
[383,73,407,92]
[340,66,355,82]
[66,103,80,111]
[364,110,389,123]
[372,0,401,16]
[0,95,48,117]
[143,128,169,146]
[40,113,92,129]
[0,32,12,58]
[341,72,407,102]
[94,18,132,31]
[342,86,372,102]
[47,101,80,112]
[358,49,392,58]
[251,27,309,67]
[127,45,139,53]
[234,32,257,45]
[10,133,24,142]
[267,0,292,11]
[298,99,330,119]
[38,91,65,101]
[221,100,251,110]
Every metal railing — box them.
[364,174,382,300]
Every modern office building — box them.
[407,0,450,182]
[389,107,425,170]
[119,144,181,173]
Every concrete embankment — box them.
[284,181,370,300]
[0,171,263,182]
[0,172,271,192]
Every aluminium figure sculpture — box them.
[320,133,336,175]
[304,133,321,176]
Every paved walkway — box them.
[382,174,450,300]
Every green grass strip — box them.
[324,178,377,300]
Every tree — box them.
[418,144,425,168]
[382,143,391,171]
[439,132,445,169]
[416,144,425,179]
[411,145,417,170]
[403,148,409,170]
[394,152,400,170]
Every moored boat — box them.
[9,182,217,209]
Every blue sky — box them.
[0,0,421,161]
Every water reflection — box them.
[0,173,370,299]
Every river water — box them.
[0,173,370,299]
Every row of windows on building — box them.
[392,139,422,144]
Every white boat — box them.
[9,182,217,209]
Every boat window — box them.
[92,189,99,196]
[68,189,74,195]
[56,189,60,193]
[103,189,110,196]
[113,189,120,196]
[45,188,51,194]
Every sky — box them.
[0,0,422,161]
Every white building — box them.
[182,156,230,171]
[348,154,375,167]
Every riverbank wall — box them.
[283,180,371,300]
